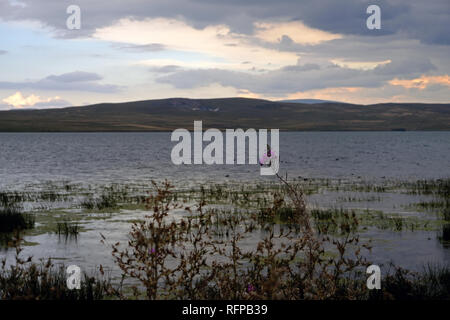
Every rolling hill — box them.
[0,98,449,131]
[278,99,343,104]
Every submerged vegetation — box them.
[0,177,449,299]
[56,221,80,237]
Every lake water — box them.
[0,131,449,279]
[0,131,449,188]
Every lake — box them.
[0,131,449,187]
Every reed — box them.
[0,237,113,300]
[0,206,35,233]
[56,221,80,236]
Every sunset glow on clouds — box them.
[94,18,300,70]
[2,92,66,109]
[389,75,450,89]
[330,59,392,71]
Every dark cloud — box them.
[0,71,121,93]
[0,50,7,55]
[0,0,448,45]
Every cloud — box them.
[280,63,321,72]
[148,65,182,73]
[45,71,102,83]
[2,91,70,109]
[94,18,301,70]
[115,43,167,52]
[156,56,437,95]
[0,0,448,45]
[0,50,7,55]
[0,71,121,93]
[139,58,246,71]
[8,1,26,8]
[389,75,450,89]
[331,59,392,71]
[254,21,341,45]
[0,1,448,104]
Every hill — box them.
[0,98,449,131]
[278,99,343,104]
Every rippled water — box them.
[0,131,449,188]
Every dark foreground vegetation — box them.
[0,239,111,300]
[0,206,34,233]
[1,177,449,300]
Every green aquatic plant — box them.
[311,208,359,235]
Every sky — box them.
[0,0,449,110]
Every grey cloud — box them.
[0,50,7,55]
[281,63,321,72]
[116,43,166,52]
[0,71,121,93]
[257,32,449,75]
[373,58,436,76]
[45,71,102,83]
[156,57,437,94]
[0,0,448,45]
[149,65,182,73]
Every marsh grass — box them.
[79,185,148,211]
[311,208,359,235]
[0,191,26,207]
[338,195,382,202]
[81,194,119,211]
[2,177,450,300]
[406,179,450,197]
[56,221,80,236]
[0,236,113,300]
[401,179,450,231]
[438,224,450,247]
[103,179,372,300]
[0,206,35,233]
[369,264,450,300]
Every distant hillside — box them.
[279,99,343,104]
[0,98,449,131]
